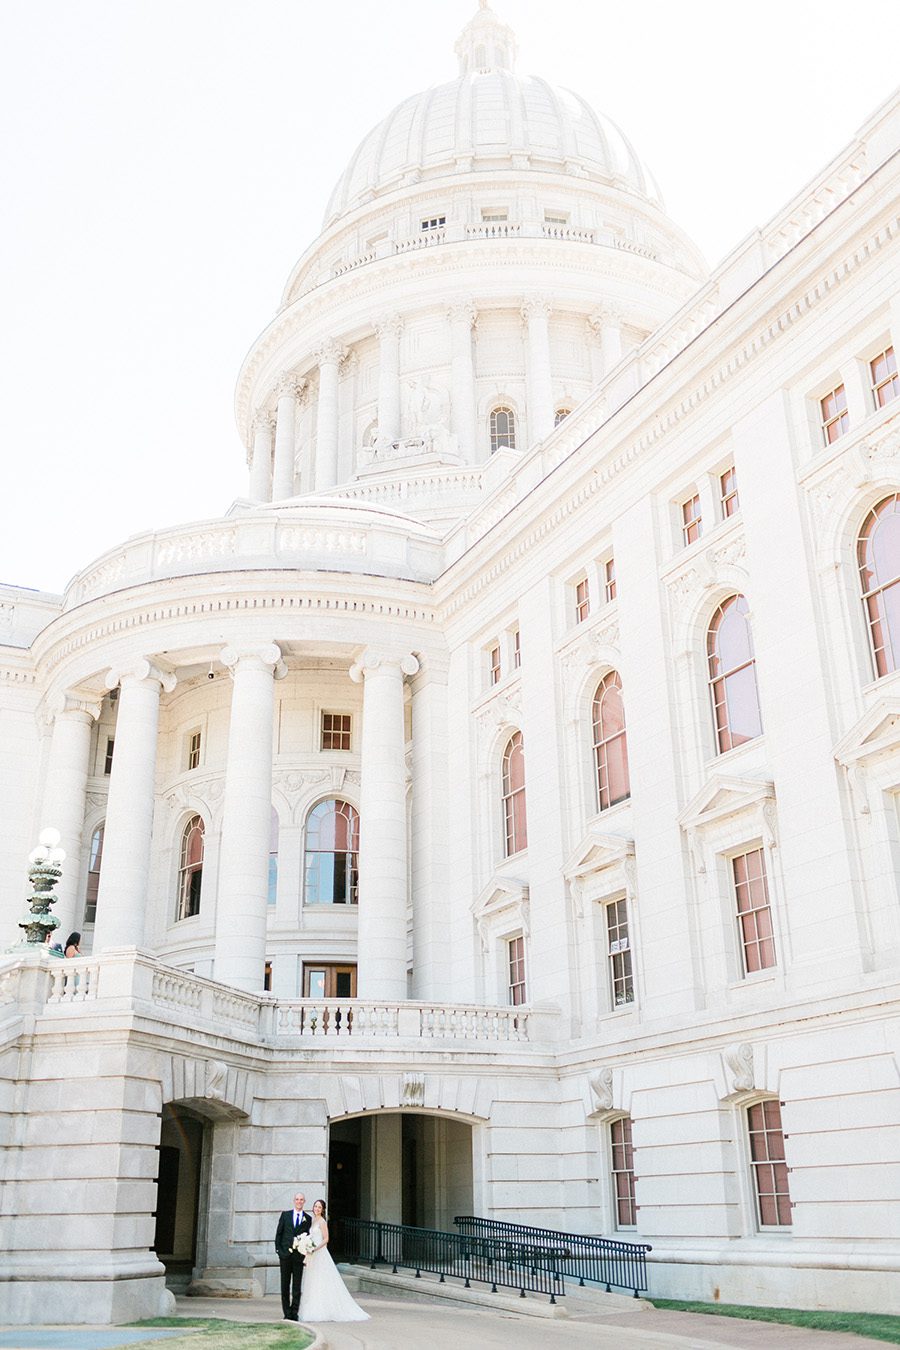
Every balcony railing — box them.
[0,951,556,1047]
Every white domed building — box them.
[1,2,900,1327]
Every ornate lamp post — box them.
[18,828,67,951]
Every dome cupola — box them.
[454,0,518,75]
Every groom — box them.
[275,1190,312,1321]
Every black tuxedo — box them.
[275,1209,312,1318]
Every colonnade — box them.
[41,646,420,997]
[245,303,624,503]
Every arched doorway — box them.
[328,1112,474,1253]
[154,1103,206,1289]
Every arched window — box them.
[83,822,104,926]
[177,815,204,920]
[304,799,360,904]
[858,494,900,677]
[490,406,517,453]
[268,806,279,906]
[501,731,527,856]
[554,408,572,426]
[707,596,762,753]
[592,672,630,810]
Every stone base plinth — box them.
[0,1274,174,1326]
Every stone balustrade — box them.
[0,951,554,1047]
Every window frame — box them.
[857,494,900,679]
[719,465,739,519]
[501,731,527,858]
[609,1116,638,1230]
[604,896,634,1008]
[746,1098,792,1230]
[603,556,617,604]
[303,797,360,906]
[730,845,777,976]
[186,729,202,772]
[176,814,205,922]
[592,671,631,812]
[83,821,104,927]
[820,382,849,445]
[574,575,591,625]
[681,492,702,547]
[870,345,898,410]
[489,405,517,454]
[321,710,353,752]
[707,594,763,754]
[506,933,527,1006]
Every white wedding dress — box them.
[299,1221,370,1323]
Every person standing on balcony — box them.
[275,1190,311,1321]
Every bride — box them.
[299,1199,370,1323]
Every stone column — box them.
[522,297,554,442]
[213,642,286,992]
[272,375,301,501]
[449,302,477,461]
[248,411,275,503]
[350,648,420,1001]
[94,661,176,951]
[314,339,345,491]
[374,316,403,445]
[40,693,101,938]
[599,307,623,374]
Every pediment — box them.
[563,825,633,882]
[678,774,775,833]
[471,875,529,923]
[833,697,900,766]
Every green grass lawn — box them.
[129,1316,314,1350]
[651,1299,900,1345]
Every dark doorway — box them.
[154,1104,204,1283]
[328,1119,361,1258]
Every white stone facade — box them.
[1,3,900,1326]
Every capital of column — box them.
[521,296,552,325]
[448,301,477,327]
[220,641,288,680]
[589,306,623,331]
[275,371,303,400]
[105,659,177,694]
[349,648,420,683]
[252,409,276,435]
[313,338,346,368]
[51,690,103,723]
[373,314,403,340]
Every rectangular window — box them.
[820,383,849,444]
[871,345,898,409]
[187,730,201,771]
[604,557,617,603]
[421,215,445,231]
[263,960,272,993]
[681,494,702,546]
[489,644,502,686]
[507,935,526,1006]
[303,963,358,999]
[512,627,521,670]
[103,738,115,775]
[732,847,776,974]
[605,898,634,1007]
[322,712,352,751]
[575,577,591,624]
[747,1100,792,1227]
[720,466,739,518]
[481,208,508,222]
[544,210,568,225]
[610,1117,637,1228]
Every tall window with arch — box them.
[707,595,762,753]
[501,731,527,856]
[609,1117,637,1228]
[746,1099,791,1228]
[304,798,360,904]
[177,814,204,920]
[83,822,104,926]
[489,406,517,453]
[858,494,900,678]
[592,672,630,811]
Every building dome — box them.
[325,4,661,224]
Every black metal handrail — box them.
[454,1216,651,1297]
[338,1216,566,1304]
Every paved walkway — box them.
[0,1291,892,1350]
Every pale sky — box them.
[1,0,898,595]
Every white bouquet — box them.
[293,1231,319,1258]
